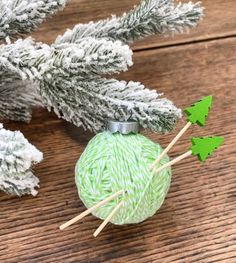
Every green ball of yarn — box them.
[75,131,171,225]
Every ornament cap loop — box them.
[106,120,139,134]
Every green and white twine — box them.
[75,132,171,225]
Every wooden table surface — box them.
[1,1,236,262]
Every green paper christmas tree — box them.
[190,136,224,162]
[152,135,224,176]
[184,95,213,126]
[150,95,214,169]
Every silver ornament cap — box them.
[106,120,139,134]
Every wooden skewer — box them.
[150,122,192,171]
[93,201,124,237]
[153,150,192,175]
[60,190,125,230]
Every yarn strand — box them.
[75,132,171,225]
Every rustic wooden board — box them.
[30,0,236,49]
[1,36,236,262]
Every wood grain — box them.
[1,35,236,262]
[30,0,236,49]
[1,0,236,262]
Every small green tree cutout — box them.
[184,95,212,126]
[191,136,224,162]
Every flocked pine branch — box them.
[52,39,133,75]
[0,38,132,80]
[0,37,133,121]
[56,0,203,44]
[0,0,203,133]
[0,73,41,122]
[0,124,43,196]
[0,0,66,40]
[39,76,181,133]
[0,38,180,132]
[0,39,43,122]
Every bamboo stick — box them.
[60,190,125,230]
[153,150,192,175]
[93,201,124,237]
[150,122,192,170]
